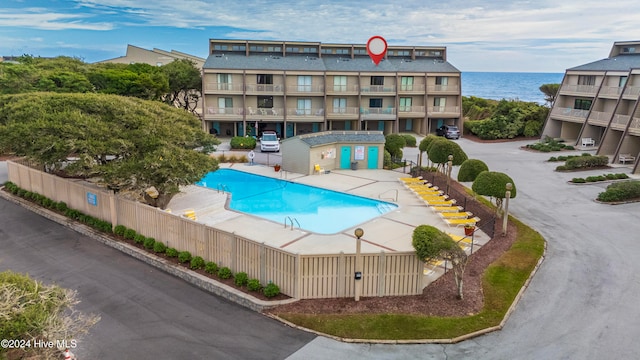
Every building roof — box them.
[204,53,459,73]
[568,54,640,72]
[285,131,386,147]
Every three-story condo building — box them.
[201,39,461,138]
[542,40,640,173]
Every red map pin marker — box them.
[366,36,387,66]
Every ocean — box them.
[461,72,565,104]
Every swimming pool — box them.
[197,169,397,234]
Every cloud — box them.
[0,7,113,30]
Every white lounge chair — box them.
[582,137,596,147]
[619,153,636,164]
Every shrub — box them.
[597,180,640,202]
[17,189,26,197]
[229,136,256,150]
[190,256,205,270]
[205,261,218,275]
[605,173,617,180]
[165,247,179,257]
[555,165,568,171]
[123,228,136,240]
[401,134,417,147]
[234,272,249,287]
[153,241,166,253]
[143,237,155,249]
[56,201,68,212]
[263,282,280,298]
[217,267,232,279]
[134,234,146,244]
[178,251,192,264]
[564,155,609,170]
[385,133,406,159]
[548,156,557,162]
[247,278,261,292]
[616,173,629,179]
[586,175,606,182]
[114,225,127,236]
[457,159,489,182]
[571,178,586,183]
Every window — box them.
[399,98,412,112]
[297,76,312,92]
[623,47,636,53]
[257,74,273,84]
[336,48,349,54]
[400,76,414,91]
[287,47,299,53]
[574,99,592,110]
[333,98,347,113]
[578,75,596,86]
[213,44,229,51]
[369,98,383,108]
[433,97,446,110]
[218,98,232,114]
[371,76,384,86]
[232,45,245,51]
[393,50,409,56]
[435,76,448,85]
[321,48,332,54]
[303,47,317,53]
[354,49,367,55]
[333,76,347,91]
[258,96,273,109]
[620,76,628,87]
[297,98,312,115]
[217,73,232,90]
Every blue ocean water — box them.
[462,72,564,104]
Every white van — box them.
[260,131,280,152]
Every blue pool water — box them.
[197,169,397,234]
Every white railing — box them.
[427,106,459,113]
[360,85,396,92]
[204,83,244,91]
[427,84,459,92]
[245,84,284,92]
[560,84,598,94]
[398,105,425,113]
[611,114,630,127]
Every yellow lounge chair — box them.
[411,188,443,195]
[399,176,424,183]
[445,217,480,227]
[423,199,457,206]
[439,211,473,219]
[420,194,449,201]
[431,206,464,213]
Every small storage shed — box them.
[280,131,386,175]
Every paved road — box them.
[0,197,314,360]
[287,139,640,359]
[3,138,640,359]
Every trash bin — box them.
[351,161,358,170]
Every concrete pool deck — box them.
[167,163,491,272]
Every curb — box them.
[0,188,297,313]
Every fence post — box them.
[260,242,266,285]
[337,251,345,297]
[378,251,386,297]
[109,190,118,231]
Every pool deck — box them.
[167,163,491,274]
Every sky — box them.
[0,0,637,73]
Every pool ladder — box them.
[284,216,301,230]
[217,183,229,193]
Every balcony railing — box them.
[560,84,598,95]
[551,107,589,121]
[286,85,325,93]
[287,108,325,116]
[205,107,244,116]
[360,85,396,93]
[610,114,631,128]
[599,86,624,97]
[397,105,426,113]
[204,83,245,92]
[326,107,359,116]
[360,107,396,115]
[623,86,640,98]
[427,106,460,114]
[326,85,360,93]
[397,84,426,92]
[245,84,285,92]
[427,84,459,93]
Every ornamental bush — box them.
[562,155,609,170]
[123,228,136,240]
[401,134,417,147]
[457,159,489,182]
[114,225,126,236]
[229,136,256,150]
[217,267,232,279]
[234,272,249,287]
[263,282,280,298]
[385,133,406,159]
[56,201,68,212]
[190,256,205,270]
[134,234,146,244]
[143,237,155,249]
[165,247,179,258]
[204,261,218,275]
[153,241,166,253]
[597,180,640,202]
[247,278,261,292]
[178,251,192,264]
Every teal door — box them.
[367,146,379,169]
[286,123,294,137]
[340,146,352,169]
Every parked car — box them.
[436,125,460,139]
[259,131,280,152]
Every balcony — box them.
[598,86,624,98]
[559,84,598,96]
[360,85,396,94]
[610,114,631,130]
[246,107,284,121]
[623,86,640,99]
[427,106,460,117]
[427,84,459,94]
[286,108,326,122]
[245,83,285,95]
[203,107,244,120]
[360,107,396,120]
[397,105,426,117]
[587,110,613,126]
[550,107,589,123]
[629,117,640,136]
[397,84,426,94]
[326,107,359,119]
[326,85,360,95]
[203,82,244,94]
[286,84,325,96]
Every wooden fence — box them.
[7,161,424,299]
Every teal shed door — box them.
[367,146,379,169]
[340,146,352,169]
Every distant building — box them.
[201,39,461,138]
[97,44,205,68]
[542,40,640,173]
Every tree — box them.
[418,134,438,167]
[471,171,517,216]
[161,59,203,116]
[87,63,169,100]
[412,225,468,299]
[0,92,219,208]
[539,83,560,107]
[384,133,406,160]
[457,159,489,182]
[0,271,99,359]
[425,138,468,171]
